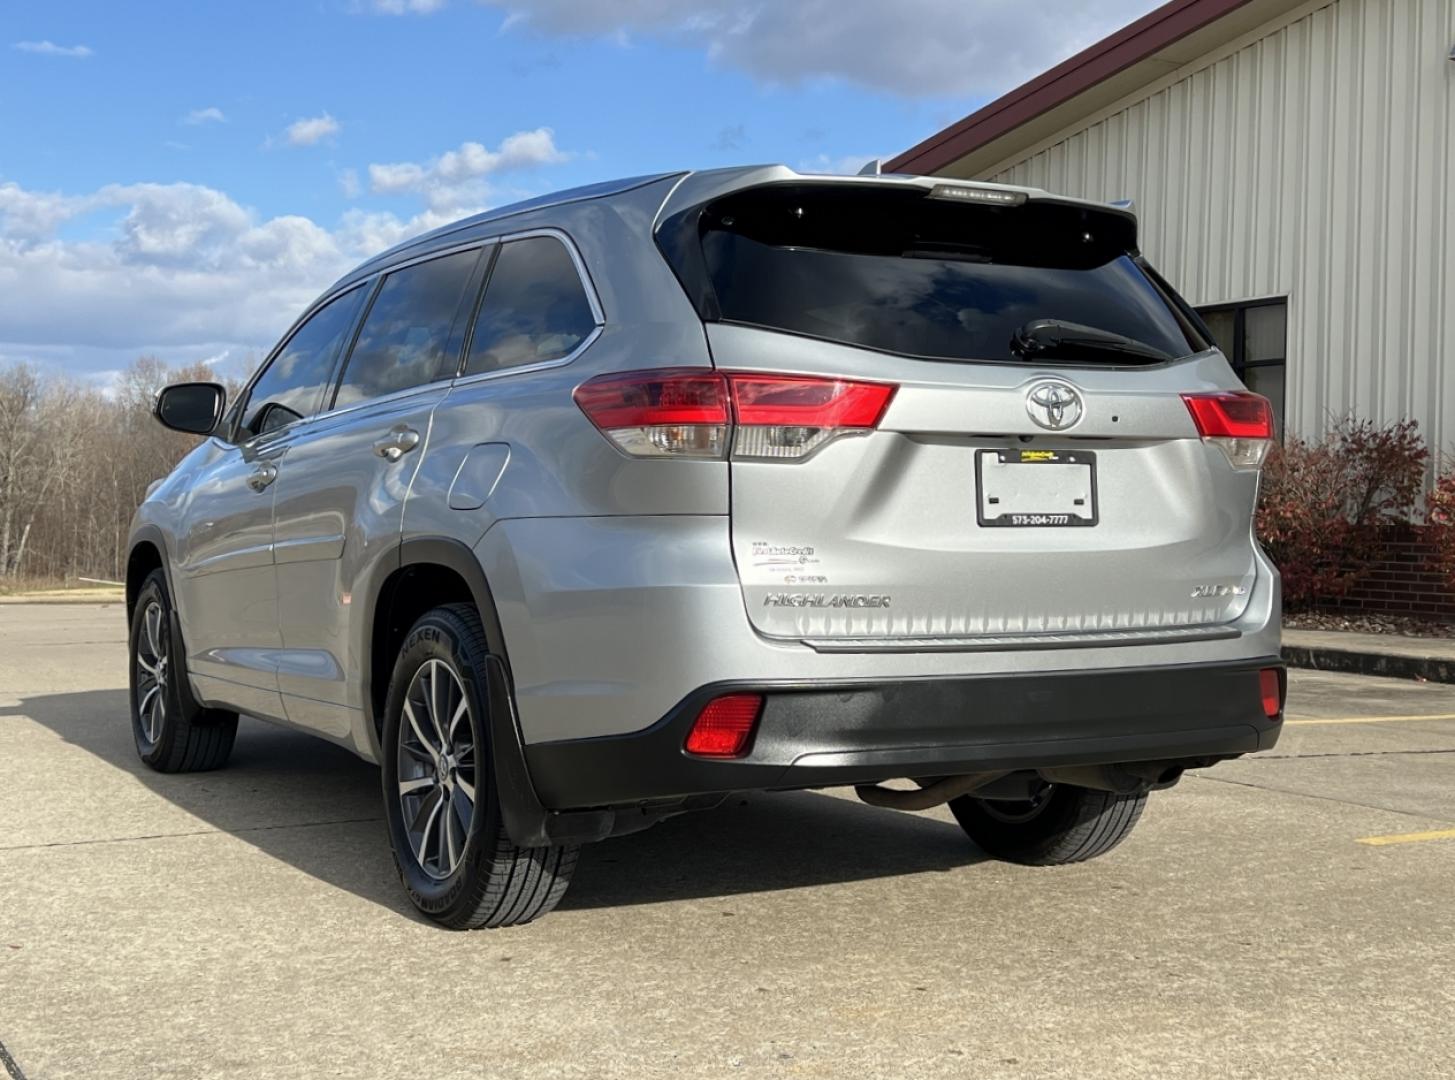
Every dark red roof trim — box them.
[886,0,1256,175]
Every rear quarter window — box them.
[464,235,597,377]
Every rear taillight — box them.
[730,375,895,460]
[1181,391,1274,469]
[571,369,730,459]
[684,693,763,757]
[574,369,896,462]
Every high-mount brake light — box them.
[574,370,897,461]
[1181,391,1275,469]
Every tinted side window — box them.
[464,236,597,376]
[334,249,480,409]
[243,286,366,436]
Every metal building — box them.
[888,0,1455,453]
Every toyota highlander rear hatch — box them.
[655,177,1270,648]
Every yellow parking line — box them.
[1357,828,1455,847]
[1286,712,1455,726]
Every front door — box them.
[174,280,373,719]
[170,436,285,719]
[267,246,484,741]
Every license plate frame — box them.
[975,449,1099,528]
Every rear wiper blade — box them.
[1010,318,1173,365]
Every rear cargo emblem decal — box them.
[1026,381,1083,430]
[763,593,890,609]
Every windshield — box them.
[658,183,1205,364]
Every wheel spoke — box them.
[441,800,459,871]
[136,655,158,679]
[144,604,163,660]
[402,701,440,763]
[427,663,449,748]
[447,696,469,743]
[149,693,166,742]
[138,684,160,733]
[398,775,434,796]
[412,789,444,869]
[455,775,475,807]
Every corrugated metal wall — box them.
[990,0,1455,452]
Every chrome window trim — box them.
[306,377,453,428]
[451,227,605,390]
[452,325,604,390]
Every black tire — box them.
[949,783,1147,866]
[380,603,578,929]
[128,569,238,773]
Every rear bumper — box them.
[524,658,1285,811]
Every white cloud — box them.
[283,113,341,147]
[338,168,362,199]
[183,107,227,126]
[367,128,569,210]
[798,153,878,176]
[0,182,354,377]
[0,183,86,244]
[487,0,1161,98]
[0,156,564,377]
[13,40,93,58]
[370,0,448,12]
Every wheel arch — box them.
[126,525,174,622]
[363,536,613,848]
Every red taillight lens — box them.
[1181,391,1274,469]
[573,369,731,459]
[1259,667,1283,720]
[1182,391,1274,438]
[684,693,763,757]
[731,374,896,461]
[574,369,897,462]
[731,375,895,428]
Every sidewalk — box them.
[1283,628,1455,683]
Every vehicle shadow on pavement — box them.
[12,689,984,917]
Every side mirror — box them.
[154,382,225,436]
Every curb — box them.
[1282,644,1455,684]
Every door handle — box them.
[247,462,278,492]
[373,425,421,462]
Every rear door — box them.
[671,182,1265,647]
[268,246,485,737]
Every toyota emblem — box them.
[1025,381,1084,431]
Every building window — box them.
[1196,298,1287,440]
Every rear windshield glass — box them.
[659,184,1204,364]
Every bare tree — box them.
[0,356,241,583]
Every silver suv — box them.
[129,167,1285,928]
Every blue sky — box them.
[0,0,1159,384]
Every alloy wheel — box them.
[396,659,478,880]
[134,600,169,744]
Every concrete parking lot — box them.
[2,605,1454,1080]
